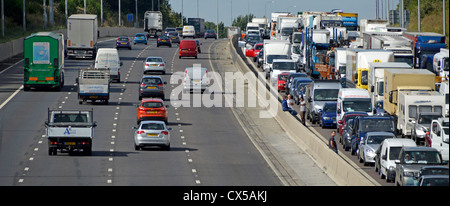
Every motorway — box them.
[0,37,282,186]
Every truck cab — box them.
[426,118,449,163]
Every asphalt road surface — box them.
[0,37,282,186]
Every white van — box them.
[182,26,195,39]
[94,48,122,82]
[337,88,373,124]
[377,138,416,182]
[183,66,209,93]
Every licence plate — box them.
[162,40,166,42]
[193,80,201,83]
[152,64,158,66]
[121,43,127,44]
[148,86,156,89]
[171,37,175,39]
[147,133,158,137]
[182,49,188,51]
[65,142,76,145]
[147,111,158,114]
[90,96,98,99]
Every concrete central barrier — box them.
[229,35,379,186]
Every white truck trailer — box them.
[263,40,291,79]
[66,14,98,59]
[144,11,163,38]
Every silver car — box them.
[144,57,166,74]
[139,76,166,100]
[133,121,171,150]
[358,132,396,166]
[167,31,180,44]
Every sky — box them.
[168,0,401,27]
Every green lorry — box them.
[23,32,65,91]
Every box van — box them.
[377,138,416,182]
[337,88,372,125]
[182,26,195,38]
[183,66,209,93]
[179,40,198,59]
[94,48,121,82]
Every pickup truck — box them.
[45,109,97,155]
[77,69,110,104]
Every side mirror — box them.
[371,86,374,93]
[45,121,49,126]
[167,128,173,131]
[395,160,400,164]
[132,126,137,130]
[120,62,123,66]
[382,154,387,160]
[93,121,98,128]
[25,58,30,67]
[164,81,167,84]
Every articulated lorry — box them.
[363,32,414,67]
[46,109,97,155]
[403,32,446,69]
[66,14,98,59]
[144,11,163,38]
[23,32,65,91]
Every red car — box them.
[245,43,263,59]
[277,72,290,92]
[136,98,168,124]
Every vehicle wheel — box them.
[195,56,198,59]
[84,147,92,156]
[139,95,142,100]
[179,56,181,59]
[163,144,170,151]
[24,85,30,91]
[129,47,131,50]
[134,144,140,151]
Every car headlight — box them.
[416,128,426,136]
[365,148,375,155]
[403,171,415,177]
[323,117,330,120]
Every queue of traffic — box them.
[20,12,216,156]
[237,9,449,186]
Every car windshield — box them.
[136,34,145,37]
[267,55,289,64]
[281,28,294,36]
[279,74,288,81]
[142,102,163,108]
[293,34,302,43]
[141,123,165,130]
[146,57,163,62]
[402,151,442,164]
[418,115,442,124]
[366,135,392,144]
[343,99,372,113]
[292,45,301,54]
[272,61,297,70]
[118,37,128,41]
[142,78,162,84]
[360,119,395,133]
[246,35,261,42]
[421,177,449,186]
[314,89,339,101]
[255,45,263,50]
[421,168,449,176]
[324,104,337,112]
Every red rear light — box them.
[159,64,165,66]
[158,84,163,87]
[145,63,150,66]
[161,131,169,135]
[140,83,146,87]
[137,130,145,134]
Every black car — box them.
[157,35,172,47]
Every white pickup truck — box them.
[77,69,110,104]
[45,109,97,155]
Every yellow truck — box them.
[383,69,438,137]
[346,49,394,89]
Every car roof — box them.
[141,98,163,103]
[142,75,162,79]
[365,131,396,136]
[401,146,439,152]
[140,120,166,125]
[344,111,368,116]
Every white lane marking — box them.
[0,85,23,110]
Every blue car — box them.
[116,36,131,50]
[319,102,337,128]
[134,33,148,45]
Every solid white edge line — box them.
[0,85,23,110]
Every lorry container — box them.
[66,14,98,59]
[188,18,205,38]
[363,32,414,67]
[144,11,163,38]
[346,49,394,89]
[334,48,347,81]
[403,32,446,69]
[77,69,111,104]
[276,16,300,41]
[367,62,411,108]
[263,40,291,79]
[45,108,97,156]
[359,19,388,36]
[23,32,65,91]
[336,12,358,31]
